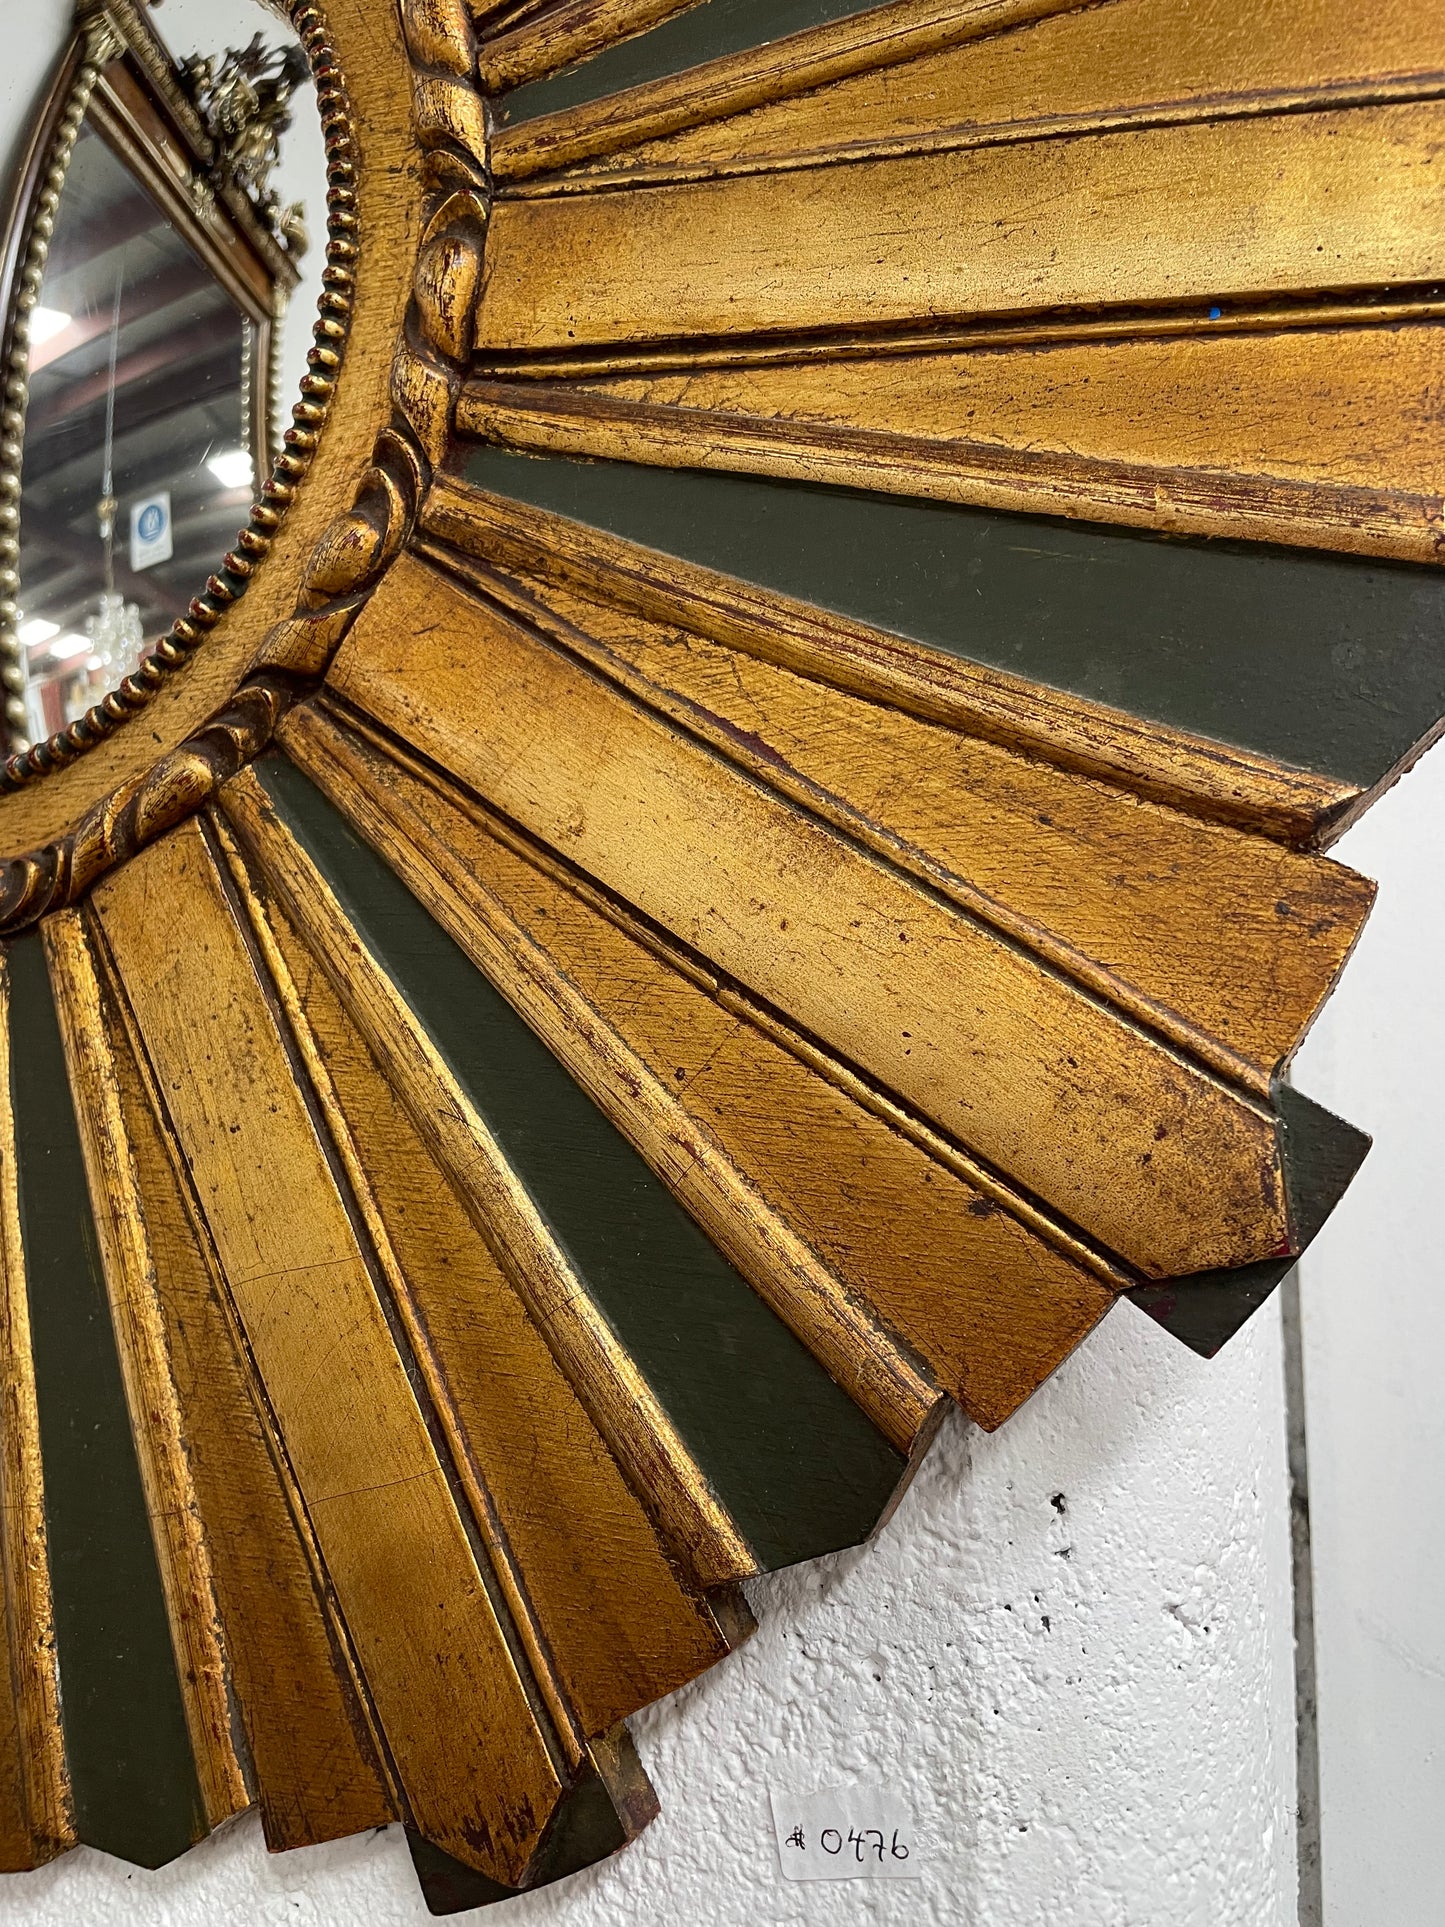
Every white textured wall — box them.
[1293,738,1445,1927]
[0,1304,1297,1927]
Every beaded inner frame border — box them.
[0,1,357,788]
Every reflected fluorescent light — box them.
[207,447,254,490]
[18,617,60,646]
[44,634,91,665]
[28,307,71,346]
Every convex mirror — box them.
[1,0,321,750]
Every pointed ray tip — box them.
[1125,1085,1370,1358]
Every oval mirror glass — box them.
[7,0,324,749]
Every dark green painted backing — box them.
[1127,1085,1370,1357]
[408,1763,629,1914]
[5,933,205,1868]
[462,447,1445,791]
[258,756,907,1571]
[497,0,876,125]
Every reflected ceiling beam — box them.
[17,513,187,632]
[20,405,240,513]
[19,487,259,636]
[43,185,170,284]
[29,263,219,375]
[26,323,239,437]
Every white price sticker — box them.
[770,1783,922,1882]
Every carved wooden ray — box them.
[0,0,1435,1910]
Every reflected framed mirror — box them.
[0,0,310,748]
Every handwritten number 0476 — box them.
[818,1828,909,1862]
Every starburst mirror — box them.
[0,0,1440,1914]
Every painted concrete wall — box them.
[1294,740,1445,1927]
[0,7,1324,1922]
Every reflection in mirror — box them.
[19,124,253,737]
[3,1,322,750]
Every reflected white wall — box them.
[1,0,327,516]
[0,0,72,223]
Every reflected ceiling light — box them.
[28,307,71,346]
[18,617,60,646]
[206,447,254,490]
[44,633,91,665]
